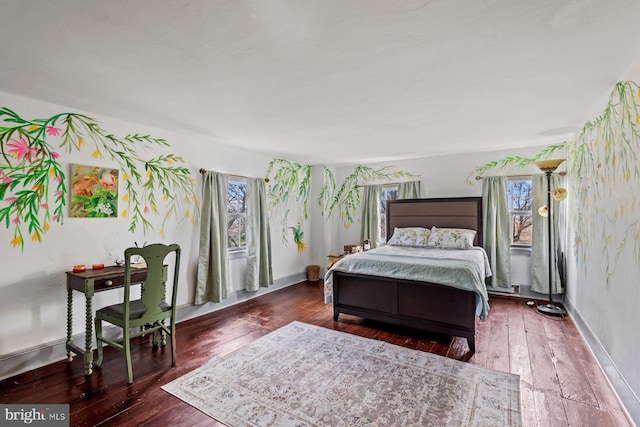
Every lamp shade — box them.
[552,188,568,201]
[534,159,565,173]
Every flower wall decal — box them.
[0,107,199,249]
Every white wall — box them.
[0,91,310,377]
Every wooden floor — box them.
[0,281,632,427]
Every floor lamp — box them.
[534,159,567,317]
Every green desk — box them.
[65,265,149,376]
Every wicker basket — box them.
[306,265,321,282]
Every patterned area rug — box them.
[162,321,521,426]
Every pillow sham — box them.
[426,226,476,249]
[387,227,431,247]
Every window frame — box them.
[227,178,247,252]
[506,177,533,248]
[379,185,398,243]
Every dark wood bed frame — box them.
[332,197,483,352]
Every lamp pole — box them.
[537,169,566,316]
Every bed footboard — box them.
[333,271,477,352]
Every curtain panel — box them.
[531,173,563,294]
[196,171,231,304]
[360,184,382,248]
[245,177,273,291]
[482,177,512,289]
[398,181,420,199]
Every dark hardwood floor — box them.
[0,281,632,426]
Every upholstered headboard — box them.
[386,197,483,247]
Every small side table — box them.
[327,253,347,269]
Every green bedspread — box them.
[324,246,490,320]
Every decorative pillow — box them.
[387,227,431,247]
[426,226,476,249]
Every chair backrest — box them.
[124,243,181,322]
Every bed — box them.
[324,197,490,352]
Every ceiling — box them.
[1,0,639,166]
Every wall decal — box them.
[69,164,119,218]
[0,107,199,248]
[265,158,311,250]
[266,158,418,251]
[289,224,305,253]
[468,80,640,285]
[569,81,640,284]
[323,165,418,229]
[466,143,565,184]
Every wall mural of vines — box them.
[266,158,417,251]
[469,80,640,285]
[570,81,640,284]
[0,107,199,249]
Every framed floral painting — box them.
[70,164,119,218]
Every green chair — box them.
[94,243,181,384]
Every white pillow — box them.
[387,227,431,247]
[426,226,476,249]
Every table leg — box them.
[84,295,94,376]
[66,288,73,362]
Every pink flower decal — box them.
[7,137,37,161]
[46,126,61,136]
[51,151,60,159]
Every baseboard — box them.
[564,300,640,426]
[491,283,565,303]
[0,272,307,382]
[174,272,307,323]
[486,285,516,294]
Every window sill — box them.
[229,249,247,260]
[510,246,532,255]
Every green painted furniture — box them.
[66,265,150,376]
[94,243,181,384]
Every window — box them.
[506,178,533,247]
[379,186,398,242]
[227,180,246,251]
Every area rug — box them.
[162,321,521,426]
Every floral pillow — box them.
[387,227,431,247]
[426,226,476,249]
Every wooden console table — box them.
[65,265,153,376]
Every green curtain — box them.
[245,177,273,292]
[196,171,230,304]
[482,177,512,289]
[531,173,563,294]
[398,181,420,199]
[360,184,381,248]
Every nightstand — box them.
[327,253,347,269]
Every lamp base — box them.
[537,303,566,317]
